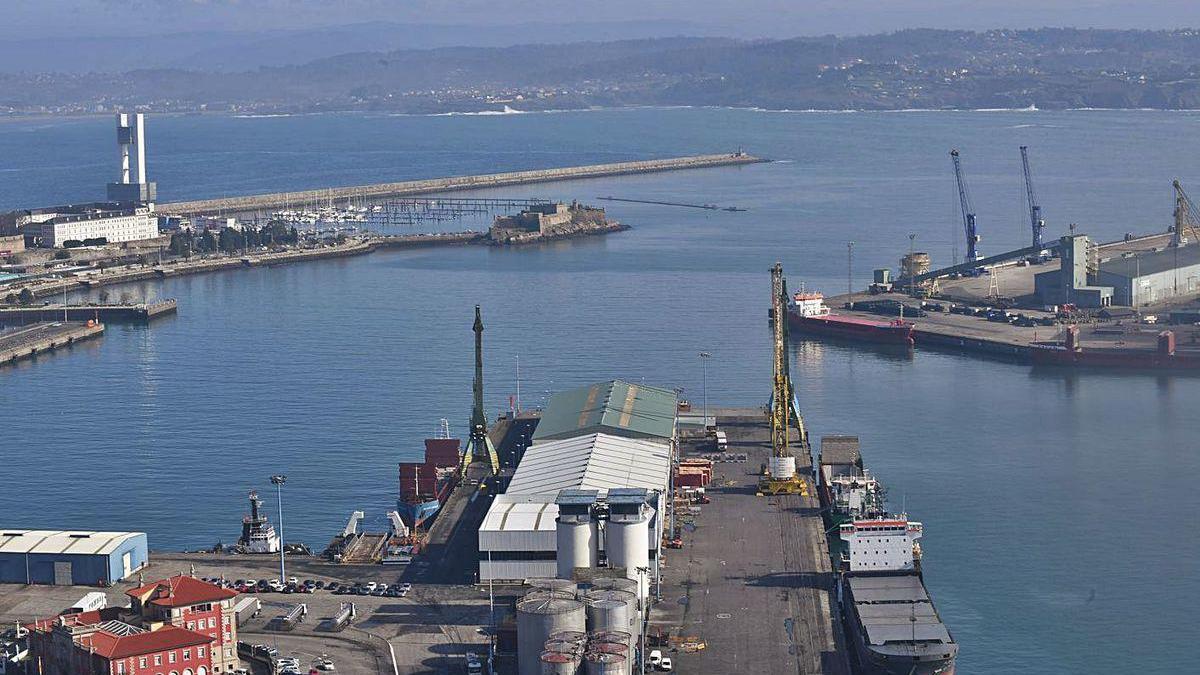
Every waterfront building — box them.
[0,530,147,586]
[25,575,240,675]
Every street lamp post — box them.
[270,475,287,583]
[699,352,711,429]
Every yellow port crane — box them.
[758,263,810,497]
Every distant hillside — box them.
[7,28,1200,114]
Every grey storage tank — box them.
[583,651,627,675]
[529,578,579,597]
[540,650,581,675]
[518,597,586,675]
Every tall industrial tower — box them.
[107,113,157,205]
[461,305,500,476]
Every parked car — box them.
[658,657,673,672]
[364,582,378,592]
[648,650,663,668]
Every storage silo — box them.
[586,599,630,635]
[583,651,627,675]
[556,490,600,579]
[540,650,581,675]
[604,490,653,600]
[544,639,585,655]
[589,577,639,595]
[524,589,577,604]
[529,578,580,597]
[518,598,586,675]
[548,630,588,644]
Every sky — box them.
[7,0,1200,39]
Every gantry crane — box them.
[758,263,810,497]
[1172,180,1200,247]
[1020,146,1046,251]
[950,149,982,264]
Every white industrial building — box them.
[478,434,671,588]
[35,204,158,248]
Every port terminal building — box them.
[478,380,677,589]
[1036,234,1200,307]
[0,530,148,586]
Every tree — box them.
[199,230,218,253]
[18,288,34,305]
[3,292,17,304]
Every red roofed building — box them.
[26,576,242,675]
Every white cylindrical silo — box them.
[605,514,651,598]
[586,599,630,635]
[557,517,599,579]
[589,577,639,595]
[518,598,586,675]
[540,650,581,675]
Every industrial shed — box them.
[0,530,148,586]
[531,379,677,442]
[479,434,671,582]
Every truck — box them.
[233,596,261,627]
[67,592,107,614]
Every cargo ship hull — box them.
[1031,344,1200,369]
[840,574,957,675]
[788,311,915,346]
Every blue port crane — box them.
[950,149,981,262]
[1020,146,1046,250]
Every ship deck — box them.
[651,408,850,675]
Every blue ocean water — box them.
[2,108,1199,674]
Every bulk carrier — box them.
[397,421,462,530]
[787,291,915,346]
[817,436,957,675]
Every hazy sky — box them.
[8,0,1200,39]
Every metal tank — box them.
[549,630,587,639]
[543,639,585,655]
[540,650,581,675]
[529,578,579,597]
[583,651,627,675]
[589,577,639,595]
[556,515,599,579]
[585,599,630,634]
[523,589,577,604]
[517,597,586,675]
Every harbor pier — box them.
[0,300,177,324]
[158,153,766,216]
[0,321,105,367]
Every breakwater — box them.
[158,153,765,215]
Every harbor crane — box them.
[1020,146,1046,251]
[1172,180,1200,247]
[461,304,500,476]
[758,263,810,497]
[950,149,982,264]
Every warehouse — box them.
[478,433,672,584]
[0,530,148,586]
[531,379,677,443]
[1096,245,1200,306]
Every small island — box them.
[486,202,628,246]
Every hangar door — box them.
[53,561,72,585]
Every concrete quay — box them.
[0,300,176,324]
[158,153,766,215]
[653,408,849,675]
[0,321,104,367]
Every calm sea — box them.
[3,108,1199,674]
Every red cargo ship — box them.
[1031,325,1200,369]
[787,292,914,346]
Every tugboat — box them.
[397,420,463,530]
[787,291,915,346]
[817,436,957,675]
[237,491,280,554]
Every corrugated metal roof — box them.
[532,380,677,441]
[507,433,671,496]
[480,495,560,533]
[0,530,145,555]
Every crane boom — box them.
[1173,180,1200,247]
[950,149,981,262]
[1020,146,1045,250]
